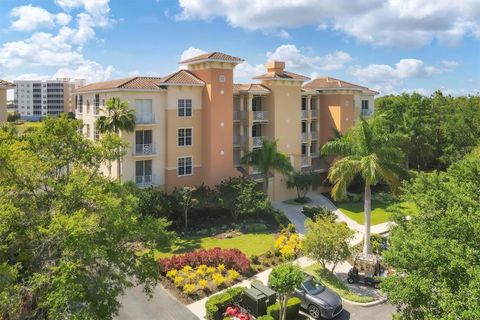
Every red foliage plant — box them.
[159,248,250,274]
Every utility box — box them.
[242,282,277,317]
[251,281,277,304]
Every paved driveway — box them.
[338,301,396,320]
[116,285,199,320]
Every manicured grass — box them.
[336,200,419,225]
[303,263,375,303]
[15,121,43,133]
[154,233,275,259]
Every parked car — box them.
[293,275,343,319]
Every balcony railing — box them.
[134,143,155,156]
[310,151,319,158]
[234,157,241,167]
[311,109,318,118]
[301,132,308,142]
[310,130,318,140]
[252,166,262,174]
[301,156,309,167]
[361,109,373,117]
[253,111,268,122]
[233,111,244,121]
[135,175,153,187]
[252,136,266,147]
[301,110,308,119]
[136,112,155,124]
[233,136,245,146]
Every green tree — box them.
[241,139,293,193]
[303,219,354,272]
[95,97,136,179]
[286,171,321,201]
[268,263,305,320]
[321,119,403,254]
[176,186,199,234]
[382,147,480,319]
[0,116,173,319]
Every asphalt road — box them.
[337,301,396,320]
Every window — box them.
[77,95,83,113]
[361,100,369,110]
[301,97,307,110]
[85,124,90,138]
[86,100,90,114]
[136,160,152,184]
[135,130,153,154]
[178,128,192,146]
[178,157,193,176]
[94,129,100,141]
[94,94,100,115]
[310,122,317,132]
[135,99,154,123]
[178,99,192,117]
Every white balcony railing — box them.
[135,175,153,187]
[136,112,155,124]
[252,136,266,147]
[233,111,244,121]
[252,166,262,174]
[301,110,308,119]
[233,136,245,146]
[253,111,268,122]
[361,109,373,117]
[311,109,318,118]
[301,132,308,142]
[134,143,155,156]
[301,156,309,167]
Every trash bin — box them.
[242,288,267,317]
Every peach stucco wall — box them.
[319,94,354,145]
[190,65,239,187]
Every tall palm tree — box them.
[95,97,136,179]
[321,119,403,254]
[241,139,293,193]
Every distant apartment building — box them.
[74,52,377,201]
[0,80,15,122]
[14,78,85,121]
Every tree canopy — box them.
[0,116,173,319]
[382,147,480,319]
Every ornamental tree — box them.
[268,263,304,320]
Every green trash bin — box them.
[242,287,268,317]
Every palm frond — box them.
[327,156,361,200]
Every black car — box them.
[293,275,343,319]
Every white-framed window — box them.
[77,95,83,113]
[361,100,369,110]
[94,94,100,115]
[178,128,193,146]
[178,99,192,117]
[94,129,100,141]
[85,124,90,138]
[86,100,90,114]
[178,156,193,176]
[136,160,152,185]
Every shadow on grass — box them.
[156,237,203,257]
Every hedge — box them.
[257,316,275,320]
[266,297,301,320]
[205,286,246,320]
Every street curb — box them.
[342,296,388,307]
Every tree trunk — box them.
[281,294,288,320]
[405,157,410,170]
[263,173,269,194]
[116,157,121,180]
[184,209,188,234]
[363,184,372,254]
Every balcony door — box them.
[135,130,153,154]
[136,160,152,185]
[135,99,153,123]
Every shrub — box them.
[274,230,301,261]
[302,205,336,222]
[183,283,196,294]
[250,255,259,264]
[272,209,291,228]
[159,248,250,274]
[245,223,268,233]
[266,297,301,320]
[257,316,275,320]
[205,286,246,320]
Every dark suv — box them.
[293,275,343,319]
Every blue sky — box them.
[1,0,479,98]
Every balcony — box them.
[361,109,373,117]
[310,130,318,140]
[135,175,153,188]
[310,151,319,158]
[134,143,155,156]
[253,111,268,122]
[233,135,245,146]
[301,110,308,119]
[136,112,155,124]
[301,156,309,167]
[252,136,266,147]
[233,111,244,122]
[311,109,318,118]
[301,132,308,142]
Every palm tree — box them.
[241,139,293,193]
[95,97,136,179]
[321,119,403,254]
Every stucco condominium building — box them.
[0,80,15,122]
[74,52,377,201]
[14,78,85,121]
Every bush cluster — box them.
[274,225,301,260]
[302,205,336,222]
[266,297,301,320]
[166,264,240,296]
[159,248,250,274]
[205,287,246,320]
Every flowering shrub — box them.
[165,264,242,297]
[274,229,301,260]
[159,248,250,274]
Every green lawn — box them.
[336,200,418,225]
[303,264,375,303]
[154,233,275,259]
[15,121,43,133]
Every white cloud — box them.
[54,60,114,83]
[180,46,207,61]
[14,73,52,81]
[441,59,459,69]
[10,5,72,31]
[177,0,480,48]
[266,44,352,72]
[351,59,441,88]
[277,30,291,39]
[235,61,265,82]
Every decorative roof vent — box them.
[266,61,285,74]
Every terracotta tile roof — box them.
[253,70,310,81]
[158,70,204,85]
[233,83,271,93]
[0,79,15,88]
[362,88,379,95]
[180,52,244,64]
[304,77,367,91]
[74,76,171,93]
